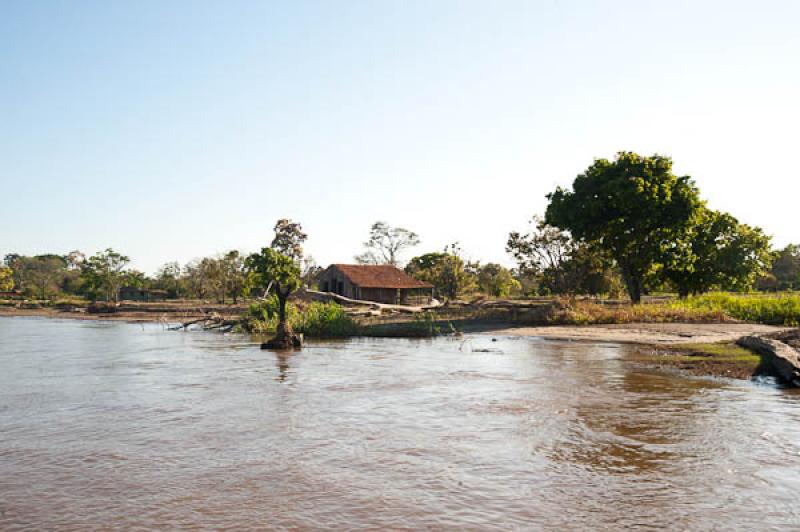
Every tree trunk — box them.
[620,266,643,304]
[277,290,287,324]
[262,286,303,350]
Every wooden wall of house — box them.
[359,287,399,304]
[318,267,358,299]
[360,287,433,305]
[402,288,434,306]
[318,266,433,305]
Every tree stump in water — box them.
[261,322,304,350]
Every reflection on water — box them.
[1,317,800,529]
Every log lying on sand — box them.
[303,289,440,314]
[737,335,800,386]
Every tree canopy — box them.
[546,152,701,302]
[246,247,301,321]
[661,208,773,297]
[770,245,800,290]
[477,263,521,298]
[80,249,130,302]
[355,221,420,267]
[406,244,476,300]
[0,266,14,292]
[270,219,307,262]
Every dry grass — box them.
[541,299,731,326]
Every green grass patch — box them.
[669,292,800,326]
[669,342,761,362]
[635,340,765,380]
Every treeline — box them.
[368,152,797,302]
[540,152,783,302]
[3,152,799,304]
[0,221,319,303]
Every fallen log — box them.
[737,335,800,386]
[168,317,208,330]
[303,289,440,314]
[168,314,241,332]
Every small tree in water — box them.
[247,221,305,348]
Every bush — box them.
[294,302,358,337]
[244,298,357,337]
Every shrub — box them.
[245,296,294,333]
[244,298,358,337]
[293,302,358,337]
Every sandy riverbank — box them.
[4,307,797,382]
[491,323,799,382]
[488,322,790,345]
[0,306,239,323]
[3,306,790,342]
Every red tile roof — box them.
[331,264,433,289]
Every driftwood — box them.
[737,335,800,386]
[169,313,239,332]
[305,289,440,314]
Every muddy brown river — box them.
[1,317,799,530]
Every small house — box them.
[118,287,168,302]
[318,264,433,305]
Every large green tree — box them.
[662,208,773,297]
[545,152,701,302]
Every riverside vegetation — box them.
[3,152,800,351]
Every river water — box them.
[1,317,799,530]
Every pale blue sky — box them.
[2,0,798,273]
